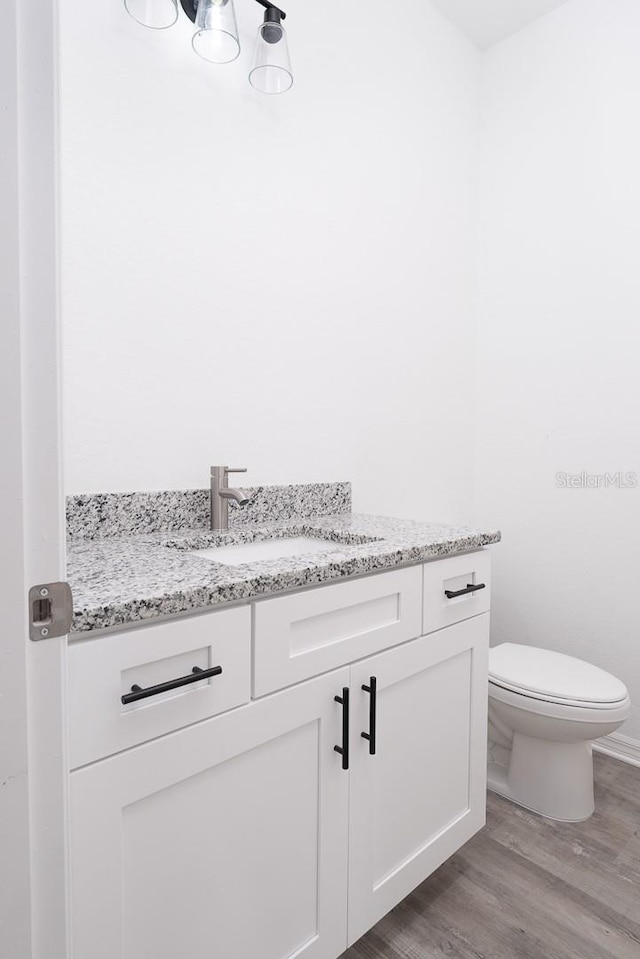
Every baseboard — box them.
[593,732,640,768]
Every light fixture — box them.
[124,0,293,94]
[192,0,240,64]
[124,0,178,29]
[249,2,293,95]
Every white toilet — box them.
[488,644,630,822]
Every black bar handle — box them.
[121,665,223,705]
[361,676,377,756]
[334,687,350,771]
[444,583,486,600]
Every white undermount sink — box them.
[192,536,339,567]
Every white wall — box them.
[61,0,640,737]
[476,0,640,738]
[60,0,480,523]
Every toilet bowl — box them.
[487,644,630,822]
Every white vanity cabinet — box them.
[68,557,491,959]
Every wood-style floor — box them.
[343,754,640,959]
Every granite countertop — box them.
[67,512,501,635]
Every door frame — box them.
[1,1,68,957]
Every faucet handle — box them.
[225,467,247,475]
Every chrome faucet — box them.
[210,466,251,531]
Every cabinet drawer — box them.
[423,551,491,634]
[253,566,423,697]
[68,606,251,767]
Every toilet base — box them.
[487,733,595,822]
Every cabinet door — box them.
[70,669,350,959]
[348,615,489,945]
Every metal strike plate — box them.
[29,582,73,641]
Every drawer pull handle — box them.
[334,687,350,771]
[121,665,223,705]
[444,583,486,600]
[361,676,377,756]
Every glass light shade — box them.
[249,21,293,95]
[192,0,240,64]
[124,0,178,29]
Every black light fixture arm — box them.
[255,0,287,21]
[180,0,198,24]
[180,0,287,24]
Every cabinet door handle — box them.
[334,687,350,771]
[121,665,223,705]
[444,583,486,600]
[361,676,377,755]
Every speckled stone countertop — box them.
[67,512,501,636]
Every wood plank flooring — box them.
[343,754,640,959]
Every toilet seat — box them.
[489,643,629,709]
[489,678,632,724]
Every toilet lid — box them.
[489,644,628,705]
